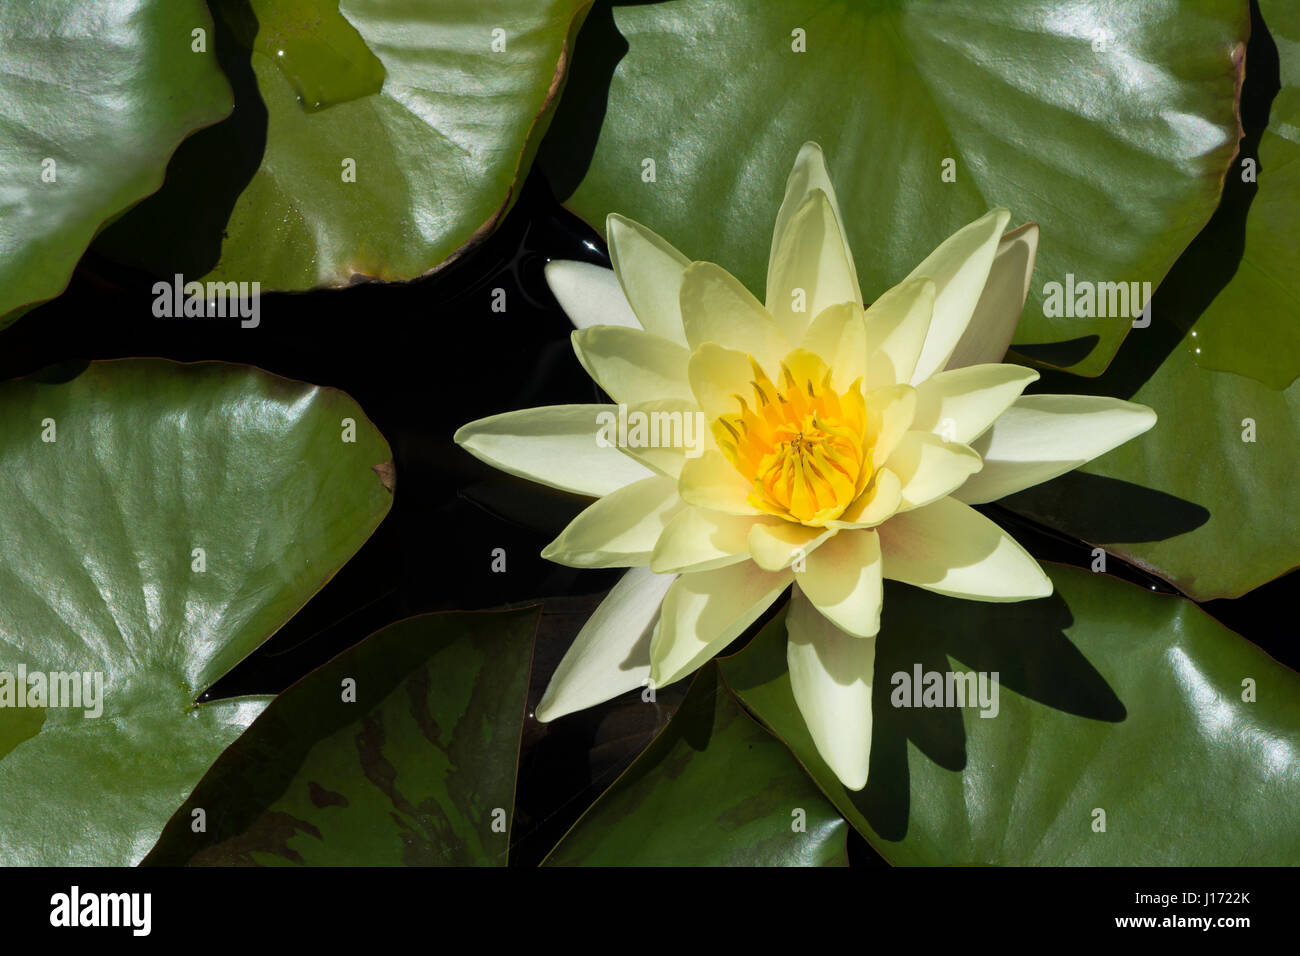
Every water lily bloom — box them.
[455,143,1155,790]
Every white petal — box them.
[455,405,653,497]
[795,528,883,638]
[912,363,1040,444]
[786,586,876,791]
[544,260,640,331]
[907,208,1012,384]
[649,562,792,687]
[535,567,676,722]
[607,214,692,345]
[767,189,860,343]
[954,394,1158,504]
[945,222,1039,370]
[878,496,1052,601]
[542,475,684,568]
[571,326,694,405]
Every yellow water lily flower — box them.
[455,143,1155,790]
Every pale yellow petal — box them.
[607,214,691,345]
[678,449,763,515]
[795,528,883,638]
[766,189,860,343]
[542,475,684,568]
[862,277,936,389]
[571,326,693,405]
[747,521,835,572]
[954,395,1158,504]
[679,261,790,369]
[907,208,1012,384]
[885,432,983,511]
[536,567,674,722]
[912,363,1039,444]
[799,301,868,391]
[786,585,876,791]
[878,496,1052,601]
[827,468,903,529]
[455,404,653,496]
[650,507,760,573]
[945,222,1039,370]
[648,562,792,687]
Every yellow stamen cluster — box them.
[713,349,870,526]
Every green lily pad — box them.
[0,360,393,865]
[97,0,593,290]
[545,663,848,866]
[541,0,1246,376]
[0,0,233,323]
[721,565,1300,865]
[1172,0,1299,389]
[146,608,538,866]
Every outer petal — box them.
[912,363,1040,444]
[862,277,936,389]
[455,405,654,496]
[766,189,860,344]
[795,528,883,638]
[885,432,983,511]
[615,398,711,479]
[607,214,691,345]
[786,586,876,790]
[678,449,763,515]
[648,562,792,687]
[954,394,1158,505]
[542,475,684,568]
[679,262,790,370]
[535,567,675,722]
[906,208,1012,384]
[799,301,868,391]
[767,142,860,299]
[878,496,1052,601]
[650,506,759,573]
[571,326,694,405]
[544,260,640,331]
[944,222,1039,370]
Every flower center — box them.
[713,349,870,526]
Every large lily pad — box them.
[545,663,848,866]
[0,360,393,865]
[1173,0,1299,388]
[541,0,1246,376]
[721,564,1300,865]
[146,608,538,866]
[98,0,593,290]
[0,0,232,322]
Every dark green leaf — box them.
[0,360,392,865]
[542,0,1246,376]
[545,663,848,866]
[147,608,538,866]
[0,0,232,321]
[721,565,1300,864]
